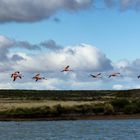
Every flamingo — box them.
[61,65,72,72]
[11,71,23,81]
[108,72,120,78]
[90,73,102,79]
[32,74,47,82]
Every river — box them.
[0,119,140,140]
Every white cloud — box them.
[113,59,129,69]
[14,44,113,73]
[1,35,140,90]
[0,35,114,90]
[112,84,125,90]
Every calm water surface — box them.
[0,119,140,140]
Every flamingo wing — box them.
[61,70,64,72]
[90,74,96,78]
[65,65,70,70]
[15,71,20,74]
[19,76,22,79]
[97,73,101,76]
[35,74,40,77]
[32,76,35,79]
[11,74,13,78]
[114,72,120,75]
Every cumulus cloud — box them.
[2,35,140,90]
[0,0,92,23]
[15,44,113,72]
[0,35,42,72]
[0,35,115,89]
[0,35,64,70]
[113,59,140,77]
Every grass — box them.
[0,100,102,111]
[0,89,140,119]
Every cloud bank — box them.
[0,0,92,23]
[0,35,112,72]
[0,0,140,23]
[1,35,140,90]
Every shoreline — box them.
[0,114,140,121]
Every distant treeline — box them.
[0,89,140,101]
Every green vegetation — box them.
[0,89,140,101]
[0,89,140,119]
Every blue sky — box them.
[1,0,140,90]
[1,4,140,61]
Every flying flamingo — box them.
[108,72,121,78]
[11,71,23,81]
[61,65,72,72]
[32,74,47,82]
[90,73,102,79]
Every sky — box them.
[0,0,140,90]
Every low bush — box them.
[111,98,130,111]
[104,103,114,115]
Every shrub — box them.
[111,98,130,111]
[104,103,114,115]
[124,103,138,114]
[75,105,93,115]
[92,106,104,115]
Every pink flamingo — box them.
[90,73,102,79]
[108,72,120,78]
[11,71,23,81]
[32,74,47,82]
[61,65,73,72]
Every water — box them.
[0,119,140,140]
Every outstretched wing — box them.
[11,74,13,78]
[61,70,64,72]
[97,73,101,76]
[65,65,69,70]
[114,72,120,75]
[15,71,20,74]
[90,74,96,78]
[35,74,40,77]
[19,76,22,79]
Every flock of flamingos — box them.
[10,65,140,81]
